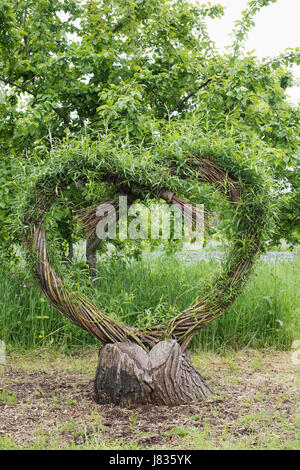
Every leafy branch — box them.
[232,0,278,60]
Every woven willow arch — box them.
[23,146,270,352]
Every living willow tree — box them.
[1,0,300,404]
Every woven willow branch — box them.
[26,156,261,351]
[33,225,156,350]
[75,191,215,240]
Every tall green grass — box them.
[0,253,299,352]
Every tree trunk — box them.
[94,340,212,406]
[86,234,100,281]
[67,240,73,266]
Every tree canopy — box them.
[1,0,299,265]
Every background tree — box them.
[1,0,299,272]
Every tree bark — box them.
[86,234,100,281]
[94,340,212,406]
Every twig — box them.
[169,78,212,115]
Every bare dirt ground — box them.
[0,348,299,450]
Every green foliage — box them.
[231,1,279,59]
[0,0,299,257]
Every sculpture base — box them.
[94,340,212,406]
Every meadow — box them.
[1,250,299,353]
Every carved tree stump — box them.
[94,340,212,406]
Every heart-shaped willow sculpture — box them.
[21,134,272,405]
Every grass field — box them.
[0,348,299,450]
[1,252,299,352]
